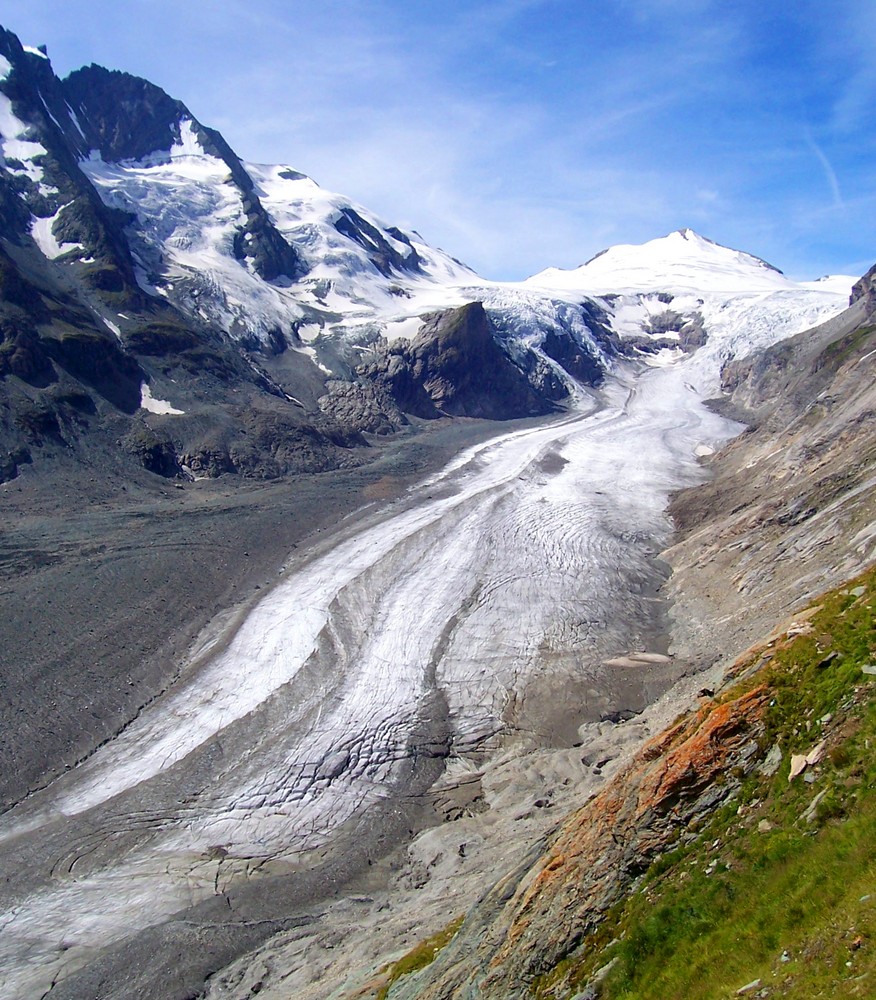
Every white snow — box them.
[29,206,83,259]
[0,92,47,183]
[292,344,333,375]
[296,322,322,343]
[39,95,64,134]
[0,55,12,81]
[171,118,203,157]
[66,103,87,141]
[383,315,425,342]
[799,274,857,296]
[22,45,48,60]
[140,382,185,415]
[527,228,795,294]
[102,318,122,341]
[644,346,686,367]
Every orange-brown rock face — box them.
[393,688,767,999]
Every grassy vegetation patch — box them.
[818,324,875,370]
[377,914,465,999]
[535,566,876,999]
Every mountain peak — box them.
[527,229,789,294]
[62,64,193,162]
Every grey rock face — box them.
[359,301,560,420]
[334,207,422,277]
[850,262,876,312]
[318,378,408,434]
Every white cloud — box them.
[805,134,844,209]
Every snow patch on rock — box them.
[30,206,84,259]
[140,383,185,415]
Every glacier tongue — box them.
[0,355,743,999]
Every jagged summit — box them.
[527,227,794,294]
[63,64,193,163]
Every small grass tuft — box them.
[376,914,465,999]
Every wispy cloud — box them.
[805,133,844,209]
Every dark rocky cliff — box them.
[361,302,558,420]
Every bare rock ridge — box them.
[358,301,559,421]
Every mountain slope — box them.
[362,268,876,1000]
[665,267,876,666]
[0,25,612,489]
[0,25,855,493]
[0,28,377,484]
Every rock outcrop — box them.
[357,302,558,421]
[850,262,876,312]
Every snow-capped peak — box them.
[526,228,796,294]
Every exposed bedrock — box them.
[356,301,560,420]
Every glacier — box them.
[0,213,856,997]
[0,352,749,998]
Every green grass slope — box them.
[536,565,876,1000]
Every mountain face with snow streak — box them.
[0,24,857,485]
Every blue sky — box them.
[4,0,874,280]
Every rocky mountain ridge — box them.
[0,25,852,490]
